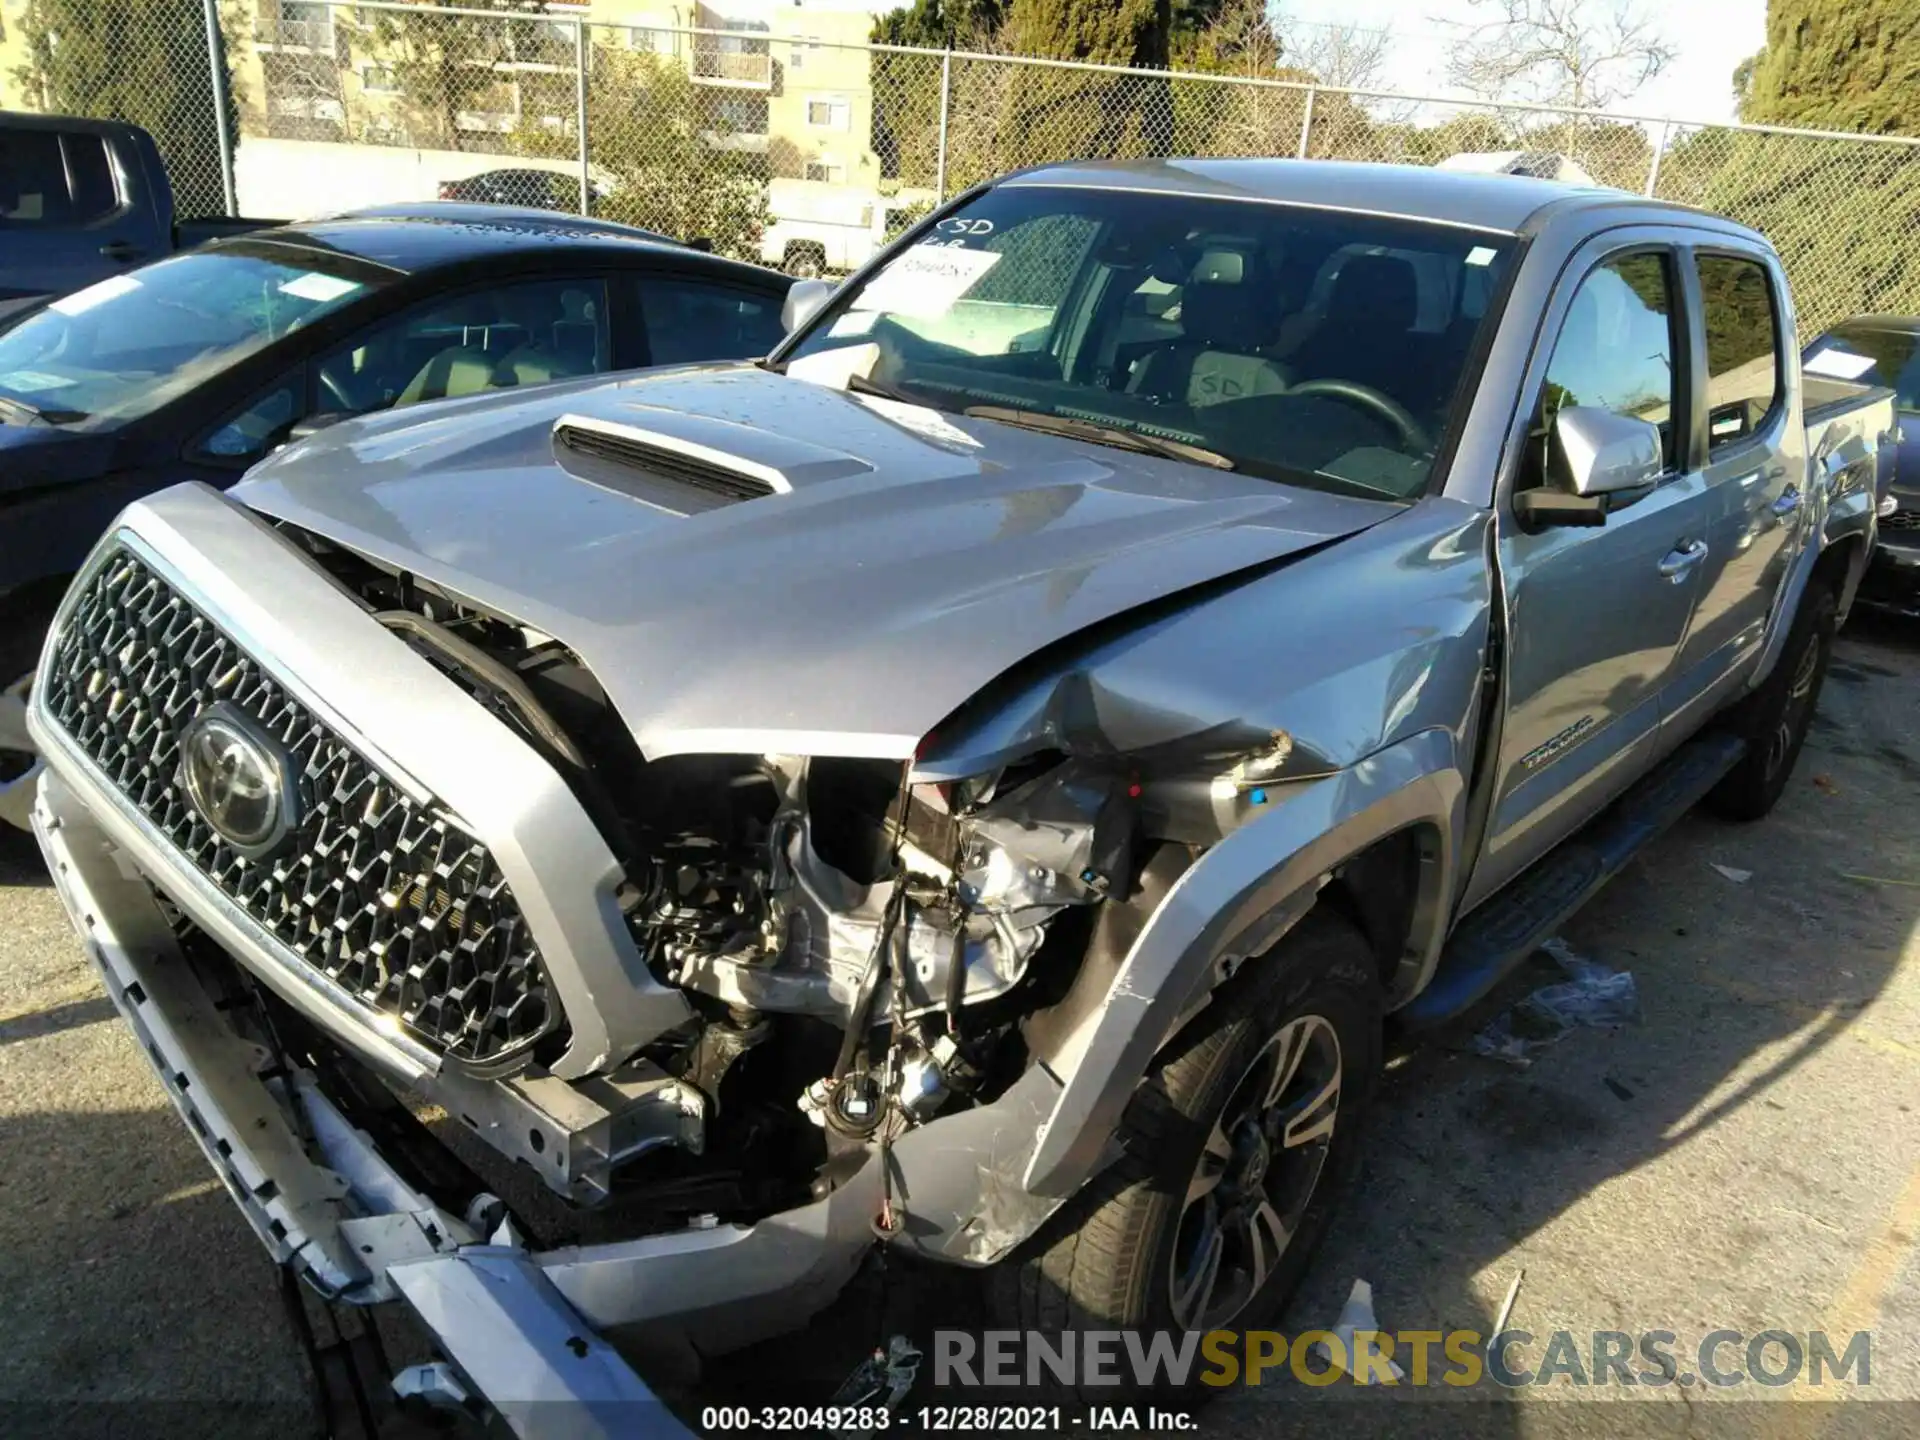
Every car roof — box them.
[1826,314,1920,334]
[998,157,1713,236]
[218,205,693,273]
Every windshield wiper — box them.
[962,404,1236,470]
[0,391,85,425]
[843,371,928,407]
[0,394,48,425]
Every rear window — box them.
[0,130,118,225]
[1695,254,1781,451]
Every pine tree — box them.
[1740,0,1920,135]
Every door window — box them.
[199,378,302,460]
[1538,252,1679,469]
[1695,254,1780,451]
[0,131,66,222]
[315,278,610,414]
[636,276,786,365]
[0,130,119,225]
[64,136,118,220]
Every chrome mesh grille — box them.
[1882,509,1918,531]
[41,548,561,1065]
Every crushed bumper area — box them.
[32,770,688,1436]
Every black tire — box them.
[989,908,1381,1403]
[0,606,55,834]
[785,245,826,279]
[1705,583,1838,822]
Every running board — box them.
[1397,731,1745,1030]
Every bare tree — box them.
[1444,0,1674,110]
[1274,13,1391,92]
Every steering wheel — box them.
[1286,378,1431,452]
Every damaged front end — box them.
[280,522,1329,1240]
[27,484,1344,1433]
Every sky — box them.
[1283,0,1770,124]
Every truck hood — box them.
[0,422,117,495]
[235,364,1394,760]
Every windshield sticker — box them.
[279,272,365,303]
[0,369,76,391]
[1804,348,1877,381]
[852,244,1002,318]
[49,273,142,316]
[828,309,880,338]
[1465,245,1498,267]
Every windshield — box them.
[779,184,1516,498]
[0,246,390,424]
[1806,324,1920,412]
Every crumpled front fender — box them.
[1022,726,1466,1199]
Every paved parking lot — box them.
[2,615,1917,1437]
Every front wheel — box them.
[990,909,1381,1401]
[1705,583,1837,822]
[0,609,54,833]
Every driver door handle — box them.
[1770,484,1802,517]
[98,240,142,261]
[1657,539,1709,581]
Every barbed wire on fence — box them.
[5,0,1919,330]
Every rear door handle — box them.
[1657,539,1709,580]
[1770,485,1802,517]
[98,240,142,261]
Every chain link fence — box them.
[6,1,1919,331]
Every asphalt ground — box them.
[2,612,1917,1439]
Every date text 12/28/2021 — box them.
[700,1407,1196,1431]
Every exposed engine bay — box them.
[269,523,1310,1237]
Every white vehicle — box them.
[760,178,930,276]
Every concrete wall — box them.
[235,136,587,218]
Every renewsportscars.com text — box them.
[934,1329,1872,1389]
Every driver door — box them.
[1464,237,1712,911]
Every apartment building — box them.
[595,0,883,184]
[208,0,882,175]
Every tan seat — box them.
[395,346,496,406]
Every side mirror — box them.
[287,412,350,444]
[1516,405,1663,528]
[781,278,836,336]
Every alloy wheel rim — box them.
[1763,627,1824,780]
[1168,1013,1342,1331]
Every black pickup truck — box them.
[0,113,273,323]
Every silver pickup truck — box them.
[25,160,1894,1425]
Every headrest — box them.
[1181,278,1277,352]
[1325,254,1418,332]
[1190,249,1247,284]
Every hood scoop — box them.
[552,413,871,514]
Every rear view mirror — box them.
[781,278,836,336]
[1516,405,1663,528]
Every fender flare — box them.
[1022,727,1467,1199]
[1749,459,1876,691]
